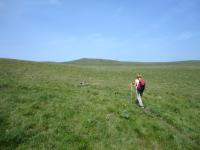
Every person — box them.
[134,74,145,108]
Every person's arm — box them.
[134,80,137,90]
[129,81,133,87]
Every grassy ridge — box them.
[0,58,200,149]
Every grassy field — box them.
[0,58,200,150]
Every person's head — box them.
[136,73,142,79]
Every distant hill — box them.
[65,58,200,69]
[67,58,199,64]
[66,58,123,65]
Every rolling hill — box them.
[0,58,200,149]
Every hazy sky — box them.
[0,0,200,62]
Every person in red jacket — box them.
[134,74,145,108]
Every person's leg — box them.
[136,90,144,107]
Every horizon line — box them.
[0,57,200,63]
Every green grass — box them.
[0,58,200,150]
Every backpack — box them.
[137,79,145,92]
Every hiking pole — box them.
[130,85,132,104]
[130,83,133,104]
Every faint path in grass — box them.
[142,107,199,149]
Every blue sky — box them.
[0,0,200,62]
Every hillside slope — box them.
[0,58,200,149]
